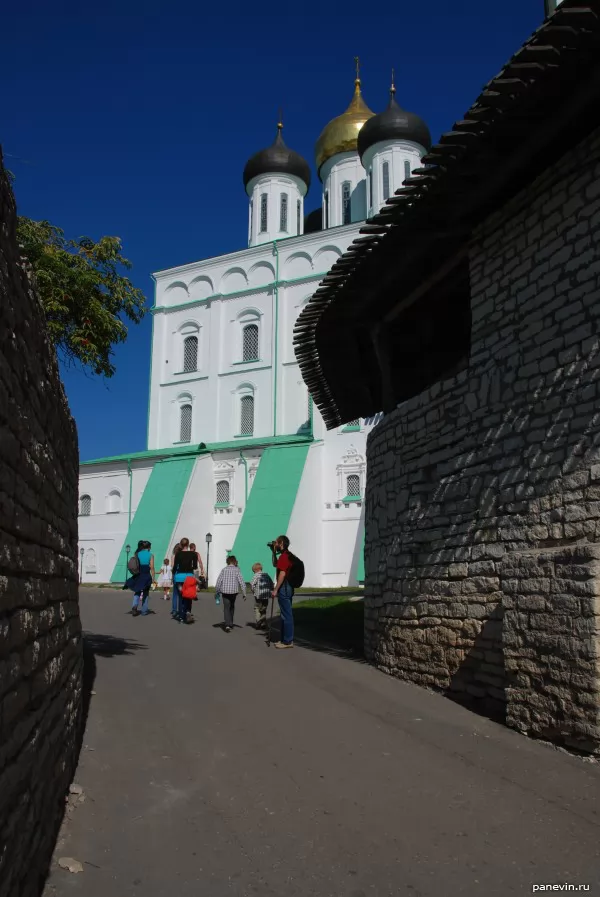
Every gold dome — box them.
[315,79,375,175]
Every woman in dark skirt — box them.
[124,540,155,616]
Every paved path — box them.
[44,589,600,897]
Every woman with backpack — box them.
[172,537,198,624]
[124,540,155,617]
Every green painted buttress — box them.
[231,444,309,581]
[356,528,365,583]
[110,457,196,582]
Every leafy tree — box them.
[16,217,147,378]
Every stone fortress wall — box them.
[365,127,600,753]
[0,153,82,895]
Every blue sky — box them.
[5,0,542,461]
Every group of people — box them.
[123,534,296,648]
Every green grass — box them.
[293,597,364,655]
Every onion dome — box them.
[358,79,431,159]
[315,75,375,176]
[243,122,311,191]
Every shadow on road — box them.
[83,632,148,658]
[252,605,366,662]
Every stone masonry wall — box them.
[0,154,82,894]
[365,126,600,752]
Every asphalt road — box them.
[44,588,600,897]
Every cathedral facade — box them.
[77,74,430,585]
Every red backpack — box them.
[182,576,197,599]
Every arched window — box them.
[242,324,259,362]
[324,190,329,228]
[346,474,361,497]
[183,335,198,373]
[180,404,192,443]
[404,159,411,183]
[368,168,373,210]
[382,161,390,201]
[240,394,254,436]
[216,480,230,506]
[296,199,301,234]
[280,193,288,232]
[107,490,121,514]
[85,548,97,573]
[260,193,268,233]
[80,495,91,516]
[342,181,351,225]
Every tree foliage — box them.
[17,217,147,378]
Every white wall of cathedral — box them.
[148,225,361,450]
[80,222,382,585]
[77,462,153,583]
[362,139,425,218]
[246,173,307,247]
[320,152,367,228]
[77,416,377,586]
[286,443,324,584]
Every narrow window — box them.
[85,548,97,573]
[369,168,373,210]
[346,474,361,497]
[107,490,121,513]
[342,181,351,225]
[382,161,390,201]
[249,198,253,242]
[183,335,198,373]
[324,190,329,228]
[296,199,301,234]
[180,404,192,443]
[280,193,288,232]
[260,193,268,233]
[79,495,91,516]
[404,159,411,182]
[216,480,230,506]
[242,324,259,362]
[240,395,254,435]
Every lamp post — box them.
[79,547,85,583]
[205,533,212,586]
[125,544,131,582]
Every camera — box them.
[267,541,276,550]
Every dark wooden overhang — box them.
[294,0,600,429]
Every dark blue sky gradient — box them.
[5,0,543,460]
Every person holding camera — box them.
[269,535,296,649]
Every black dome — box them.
[358,92,431,159]
[243,126,311,191]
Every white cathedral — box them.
[77,73,431,586]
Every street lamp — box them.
[205,533,212,585]
[125,544,131,582]
[79,547,85,583]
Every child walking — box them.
[158,558,172,601]
[250,562,274,630]
[215,556,247,633]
